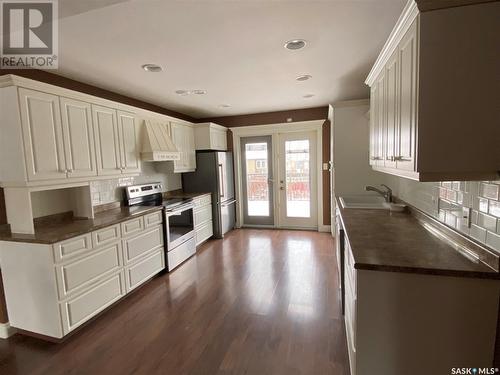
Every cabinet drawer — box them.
[195,220,213,246]
[92,224,120,248]
[144,210,163,228]
[55,242,122,299]
[193,194,211,208]
[122,225,163,263]
[121,216,144,237]
[53,234,92,263]
[167,237,195,271]
[125,249,164,292]
[60,272,125,334]
[194,204,212,226]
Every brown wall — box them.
[0,188,6,225]
[416,0,497,12]
[214,108,331,226]
[0,270,8,323]
[200,106,328,127]
[0,188,7,323]
[0,69,196,122]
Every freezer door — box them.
[220,199,236,236]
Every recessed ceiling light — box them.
[192,89,207,95]
[142,64,163,72]
[296,74,312,81]
[219,104,231,108]
[284,39,307,50]
[303,94,315,98]
[175,90,191,96]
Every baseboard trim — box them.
[319,225,331,233]
[0,322,17,339]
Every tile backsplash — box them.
[395,178,500,253]
[90,163,181,206]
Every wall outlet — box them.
[323,163,330,171]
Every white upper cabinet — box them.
[60,97,97,178]
[170,122,196,172]
[194,122,228,151]
[117,111,140,174]
[365,1,499,181]
[396,20,417,172]
[18,88,67,181]
[92,104,122,176]
[384,49,399,170]
[0,75,196,186]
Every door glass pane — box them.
[245,143,269,216]
[285,140,310,218]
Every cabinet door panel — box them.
[60,272,125,334]
[385,50,399,169]
[171,122,196,172]
[18,88,67,181]
[397,20,418,171]
[117,111,140,173]
[369,86,378,166]
[92,105,121,176]
[375,74,386,167]
[60,97,97,178]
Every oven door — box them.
[165,205,195,250]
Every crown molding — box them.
[365,0,419,86]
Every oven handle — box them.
[165,203,194,215]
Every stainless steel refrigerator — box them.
[182,151,236,238]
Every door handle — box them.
[218,164,225,197]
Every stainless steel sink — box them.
[339,195,387,210]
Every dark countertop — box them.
[0,205,163,245]
[164,191,211,199]
[336,198,499,280]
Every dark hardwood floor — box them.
[0,229,349,375]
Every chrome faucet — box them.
[365,184,393,203]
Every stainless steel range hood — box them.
[141,120,180,161]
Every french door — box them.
[277,131,317,228]
[241,136,274,226]
[240,131,318,229]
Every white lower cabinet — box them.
[343,236,500,375]
[195,221,213,246]
[193,194,213,246]
[0,210,165,339]
[60,272,126,334]
[123,225,163,263]
[55,241,123,299]
[125,248,164,292]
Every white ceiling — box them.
[55,0,406,118]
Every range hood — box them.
[141,120,180,161]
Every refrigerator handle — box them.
[218,163,224,198]
[221,199,236,208]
